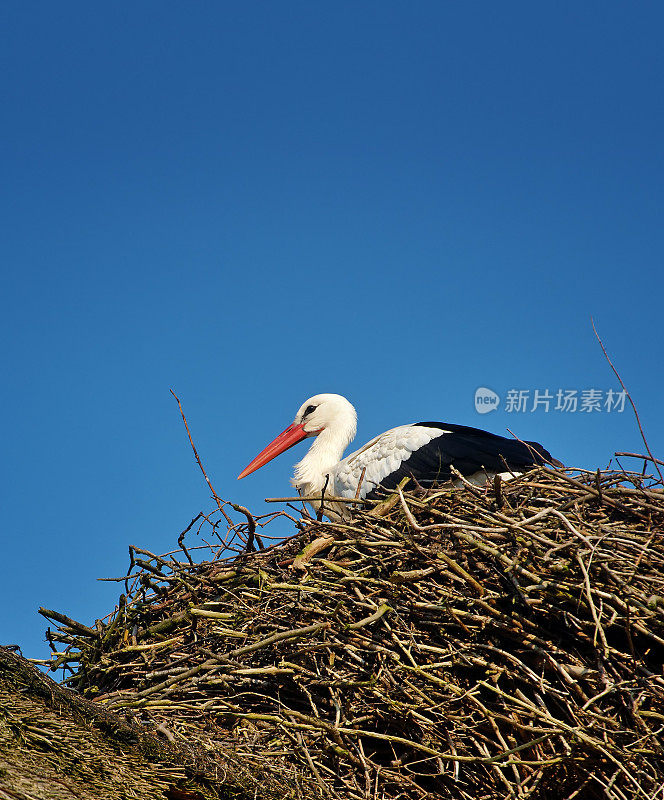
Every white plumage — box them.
[332,424,447,499]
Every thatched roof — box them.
[40,463,664,799]
[0,645,254,799]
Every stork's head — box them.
[295,393,357,437]
[237,393,357,479]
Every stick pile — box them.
[42,463,664,799]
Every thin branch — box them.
[177,513,201,565]
[317,473,330,522]
[170,389,234,525]
[591,318,664,484]
[354,467,367,500]
[265,495,368,504]
[615,451,664,469]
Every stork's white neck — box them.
[291,406,357,499]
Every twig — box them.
[230,503,262,552]
[265,495,368,504]
[170,389,234,524]
[591,318,664,484]
[318,473,330,522]
[354,467,367,500]
[615,451,664,469]
[177,513,201,565]
[493,473,504,509]
[38,608,96,638]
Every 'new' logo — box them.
[474,387,500,414]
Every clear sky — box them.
[2,2,663,662]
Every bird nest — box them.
[41,461,664,800]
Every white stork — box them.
[238,393,559,517]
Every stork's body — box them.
[238,394,559,517]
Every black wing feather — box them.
[366,421,559,498]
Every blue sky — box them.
[2,2,663,661]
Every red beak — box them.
[237,422,308,479]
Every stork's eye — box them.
[303,405,317,417]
